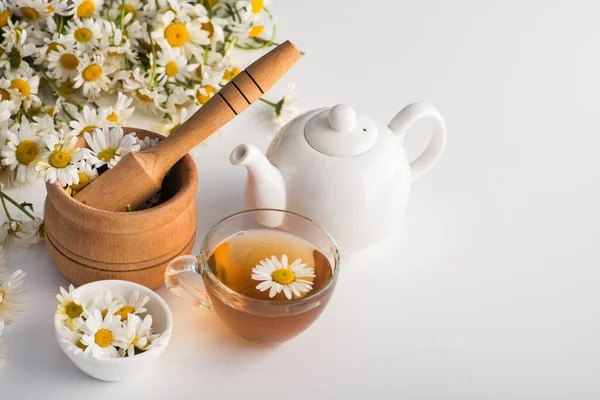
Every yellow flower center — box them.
[94,328,112,348]
[20,7,39,21]
[0,10,11,27]
[49,150,71,168]
[222,67,240,81]
[114,305,135,320]
[97,147,117,162]
[0,289,5,304]
[0,88,9,100]
[70,172,89,191]
[15,140,39,165]
[82,64,102,81]
[201,21,214,37]
[272,269,295,285]
[74,28,92,43]
[164,23,189,47]
[46,5,54,13]
[76,339,87,350]
[46,42,65,54]
[249,25,264,38]
[106,112,118,122]
[124,4,135,17]
[9,79,30,97]
[196,85,216,105]
[81,125,96,134]
[251,0,263,14]
[165,60,178,77]
[60,53,79,70]
[60,79,75,93]
[135,90,153,102]
[101,309,108,319]
[76,0,95,18]
[65,301,83,319]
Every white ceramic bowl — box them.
[53,280,173,382]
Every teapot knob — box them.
[328,104,355,132]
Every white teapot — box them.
[230,102,446,253]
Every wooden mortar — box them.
[44,128,197,289]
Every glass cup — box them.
[165,209,340,345]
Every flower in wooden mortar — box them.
[80,309,123,359]
[35,134,90,186]
[56,284,86,331]
[84,126,140,169]
[252,254,315,299]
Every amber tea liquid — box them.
[206,229,334,344]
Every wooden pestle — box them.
[74,41,301,212]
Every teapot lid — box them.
[304,104,377,157]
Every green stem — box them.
[119,0,126,29]
[58,16,64,34]
[0,194,13,221]
[203,46,210,64]
[62,106,76,121]
[0,191,35,220]
[258,97,277,108]
[148,26,157,90]
[42,71,83,111]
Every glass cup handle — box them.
[164,255,213,311]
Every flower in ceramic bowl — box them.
[54,280,172,382]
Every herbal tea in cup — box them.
[165,209,340,345]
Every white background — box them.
[2,0,600,398]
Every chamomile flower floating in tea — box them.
[56,286,165,360]
[56,284,86,330]
[252,254,316,299]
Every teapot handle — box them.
[388,102,446,181]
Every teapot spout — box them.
[230,144,286,221]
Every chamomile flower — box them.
[73,54,115,98]
[261,82,299,127]
[35,134,89,186]
[46,38,81,81]
[66,159,97,194]
[195,84,217,106]
[56,284,86,330]
[58,325,86,355]
[36,33,76,65]
[1,18,34,48]
[137,135,159,150]
[151,10,210,59]
[161,107,187,134]
[1,120,43,184]
[104,92,134,125]
[155,47,189,84]
[91,289,121,318]
[80,309,123,359]
[0,269,27,324]
[108,0,144,21]
[114,313,154,357]
[47,0,71,17]
[69,0,104,19]
[164,85,194,115]
[124,19,146,48]
[14,0,54,27]
[0,78,21,108]
[4,73,41,105]
[14,216,44,247]
[113,289,149,321]
[84,126,139,169]
[0,33,36,76]
[68,105,111,136]
[66,17,102,51]
[251,254,315,300]
[201,14,228,50]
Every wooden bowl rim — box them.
[45,127,198,221]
